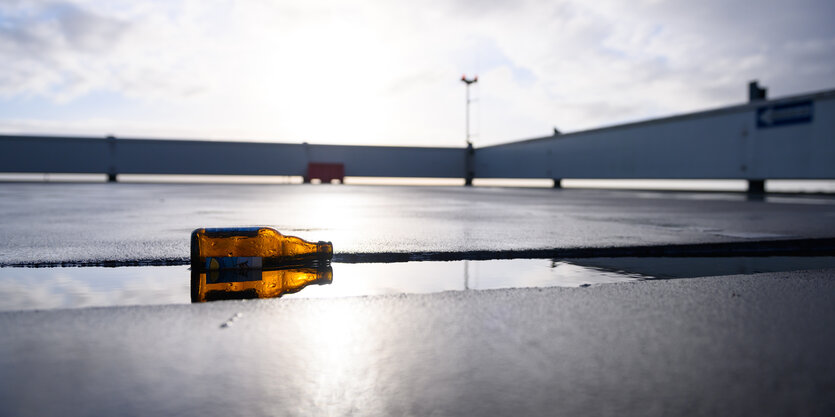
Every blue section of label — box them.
[206,269,264,284]
[204,227,262,233]
[206,257,263,270]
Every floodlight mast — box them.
[461,74,478,147]
[461,74,478,186]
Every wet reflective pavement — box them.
[2,183,835,266]
[1,270,833,417]
[2,183,835,416]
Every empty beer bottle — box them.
[191,227,333,270]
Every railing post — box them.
[747,179,765,194]
[106,135,118,182]
[464,142,474,186]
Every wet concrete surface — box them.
[2,183,835,416]
[1,183,835,265]
[1,270,833,417]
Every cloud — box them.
[0,0,833,145]
[0,1,130,99]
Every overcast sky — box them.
[0,0,833,147]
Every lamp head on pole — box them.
[461,74,478,85]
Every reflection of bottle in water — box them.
[191,265,333,302]
[191,227,333,270]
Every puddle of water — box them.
[567,256,835,279]
[0,265,192,312]
[712,231,787,239]
[0,256,833,312]
[0,260,645,312]
[284,259,644,300]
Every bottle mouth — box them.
[317,241,334,258]
[316,267,334,285]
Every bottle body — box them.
[191,227,333,270]
[191,265,333,302]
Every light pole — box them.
[461,74,478,146]
[461,74,477,186]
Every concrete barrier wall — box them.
[0,136,466,178]
[474,89,835,180]
[1,89,832,181]
[0,136,112,174]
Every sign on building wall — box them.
[757,100,814,128]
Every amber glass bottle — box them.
[191,227,333,270]
[191,265,333,302]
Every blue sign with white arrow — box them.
[757,100,814,128]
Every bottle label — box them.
[206,268,263,284]
[203,227,261,237]
[206,257,263,270]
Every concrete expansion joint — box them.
[7,238,835,268]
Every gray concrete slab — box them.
[2,183,834,416]
[1,270,833,417]
[1,183,835,266]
